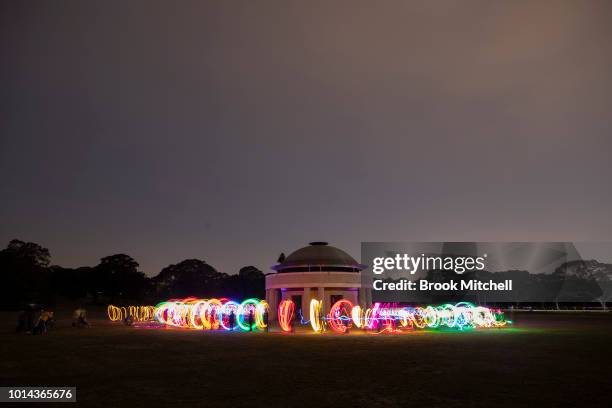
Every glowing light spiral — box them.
[237,299,259,331]
[107,305,155,322]
[149,298,269,331]
[365,302,381,329]
[204,298,223,330]
[219,301,240,330]
[312,301,510,334]
[361,302,509,333]
[188,300,209,330]
[351,305,363,328]
[278,299,295,332]
[309,299,323,332]
[110,298,510,334]
[255,300,269,330]
[327,299,354,333]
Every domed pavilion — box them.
[265,242,370,320]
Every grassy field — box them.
[1,311,611,407]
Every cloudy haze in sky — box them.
[1,0,611,275]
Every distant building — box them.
[265,242,370,320]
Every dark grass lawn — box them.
[1,312,611,408]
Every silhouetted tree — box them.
[0,238,269,308]
[152,259,227,299]
[0,239,52,308]
[553,260,608,307]
[51,266,92,301]
[226,266,265,299]
[91,254,146,303]
[3,239,50,267]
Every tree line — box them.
[0,239,265,310]
[376,259,612,309]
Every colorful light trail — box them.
[278,299,295,332]
[107,305,155,322]
[108,298,510,333]
[327,299,354,333]
[309,299,323,332]
[151,298,269,331]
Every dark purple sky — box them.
[1,1,611,276]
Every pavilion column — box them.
[265,289,273,319]
[265,289,271,307]
[365,287,372,307]
[268,289,280,321]
[302,288,312,320]
[358,286,366,308]
[317,287,326,315]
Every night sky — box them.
[1,1,611,276]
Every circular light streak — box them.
[237,299,259,331]
[109,298,510,334]
[278,299,295,332]
[219,300,240,331]
[327,299,354,333]
[255,300,269,330]
[351,305,364,328]
[136,298,270,331]
[107,305,155,322]
[309,299,323,332]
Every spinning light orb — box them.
[309,299,323,333]
[107,305,155,322]
[255,300,269,330]
[148,298,269,331]
[219,300,240,330]
[237,298,259,331]
[278,299,295,332]
[351,305,364,328]
[327,299,354,333]
[365,302,381,330]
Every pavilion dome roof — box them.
[272,242,365,272]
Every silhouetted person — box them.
[15,305,49,334]
[248,310,254,332]
[24,305,42,334]
[123,315,134,326]
[73,306,90,328]
[33,310,48,335]
[43,311,55,330]
[16,310,29,333]
[319,310,324,333]
[263,310,269,332]
[229,311,236,331]
[23,304,40,333]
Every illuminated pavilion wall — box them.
[265,271,372,320]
